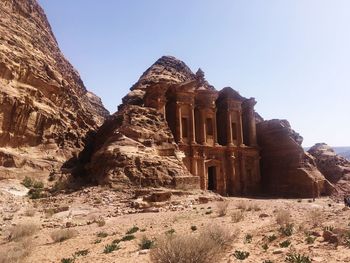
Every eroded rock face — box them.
[257,120,332,197]
[308,143,350,183]
[120,56,195,109]
[85,105,198,188]
[0,0,108,177]
[308,143,350,198]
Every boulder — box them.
[308,143,350,183]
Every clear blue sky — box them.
[39,0,349,147]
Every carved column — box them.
[227,110,233,146]
[201,109,207,145]
[176,102,183,143]
[237,109,244,147]
[248,101,257,146]
[213,109,218,146]
[190,104,196,144]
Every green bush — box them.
[96,232,108,238]
[22,176,33,188]
[279,240,291,248]
[103,243,119,254]
[233,250,250,260]
[139,236,154,249]
[280,224,294,236]
[121,235,136,241]
[285,253,311,263]
[126,226,139,235]
[267,234,277,242]
[245,234,253,243]
[191,225,197,231]
[74,249,89,256]
[61,258,75,263]
[305,235,316,244]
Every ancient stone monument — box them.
[143,68,260,195]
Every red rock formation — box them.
[308,143,350,198]
[256,120,332,197]
[86,105,198,189]
[0,0,108,178]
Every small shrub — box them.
[150,224,235,263]
[276,209,291,226]
[0,237,33,263]
[205,210,212,215]
[96,218,106,227]
[248,202,261,211]
[96,232,108,238]
[262,243,269,251]
[94,239,102,244]
[280,224,294,236]
[28,188,44,199]
[236,201,247,211]
[191,225,197,231]
[139,236,154,250]
[267,234,277,242]
[165,229,175,235]
[22,176,33,188]
[323,226,334,232]
[244,234,253,243]
[233,250,250,260]
[121,234,136,241]
[104,243,119,254]
[285,253,311,263]
[305,235,316,244]
[61,257,75,263]
[24,207,36,217]
[74,249,89,257]
[216,201,229,217]
[112,239,121,244]
[308,209,323,227]
[279,240,291,248]
[231,210,244,223]
[8,223,39,241]
[50,229,78,243]
[263,260,273,263]
[32,181,44,189]
[126,226,139,235]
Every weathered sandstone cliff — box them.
[0,0,108,178]
[83,56,199,188]
[308,143,350,197]
[256,120,332,197]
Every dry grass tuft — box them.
[150,224,235,263]
[216,201,229,217]
[231,210,245,223]
[7,223,39,241]
[236,200,247,211]
[50,228,78,243]
[275,209,291,226]
[0,238,33,263]
[308,209,323,227]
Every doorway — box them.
[207,166,216,191]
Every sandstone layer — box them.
[82,56,199,188]
[308,143,350,197]
[0,0,108,178]
[257,120,332,197]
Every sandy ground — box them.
[1,181,350,263]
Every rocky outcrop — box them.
[257,120,332,197]
[0,0,108,177]
[80,57,199,189]
[120,56,195,109]
[308,143,350,197]
[308,143,350,183]
[85,105,198,189]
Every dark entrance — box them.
[208,166,216,191]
